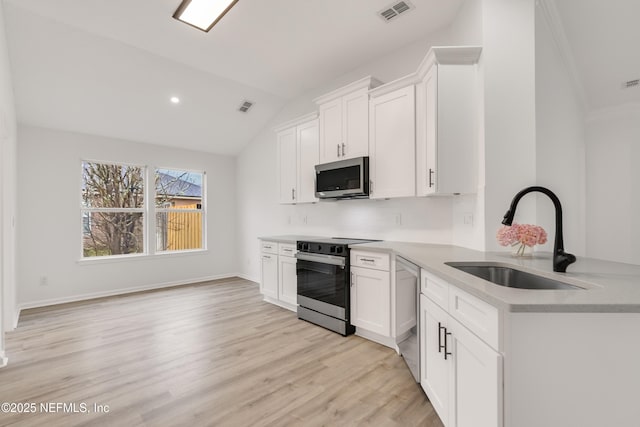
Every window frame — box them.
[154,167,207,254]
[79,160,207,262]
[80,159,147,259]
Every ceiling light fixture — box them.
[173,0,239,32]
[170,96,180,104]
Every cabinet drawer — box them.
[448,286,499,350]
[421,269,449,310]
[261,241,278,254]
[351,251,390,271]
[279,243,297,257]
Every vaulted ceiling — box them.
[3,0,464,155]
[3,0,638,155]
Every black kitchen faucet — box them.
[502,186,576,272]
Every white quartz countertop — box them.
[351,241,640,313]
[259,235,323,243]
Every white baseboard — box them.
[236,273,259,284]
[355,328,399,352]
[17,273,241,312]
[262,295,297,313]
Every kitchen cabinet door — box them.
[416,47,481,196]
[369,85,416,199]
[350,266,391,336]
[342,88,370,160]
[420,294,451,426]
[296,119,319,203]
[417,67,437,195]
[318,98,342,164]
[421,293,502,427]
[261,252,278,300]
[278,255,298,307]
[277,127,297,204]
[449,316,502,427]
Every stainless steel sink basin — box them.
[445,262,584,290]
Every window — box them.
[155,169,205,252]
[81,162,145,257]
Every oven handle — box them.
[295,252,346,267]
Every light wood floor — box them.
[0,278,443,427]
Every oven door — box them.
[296,252,348,320]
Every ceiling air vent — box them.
[238,100,254,113]
[622,79,639,89]
[378,1,415,23]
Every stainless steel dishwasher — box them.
[396,256,420,382]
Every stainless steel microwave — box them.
[315,156,369,199]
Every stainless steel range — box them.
[295,238,376,336]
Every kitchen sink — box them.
[445,262,585,290]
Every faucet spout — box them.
[502,186,576,272]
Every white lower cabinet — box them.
[260,251,278,300]
[420,271,502,427]
[260,240,297,312]
[350,250,400,347]
[351,266,391,336]
[278,254,297,307]
[421,295,451,424]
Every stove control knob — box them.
[297,243,303,250]
[317,245,322,252]
[302,243,309,251]
[329,245,336,253]
[336,247,344,254]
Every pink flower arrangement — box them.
[496,223,548,256]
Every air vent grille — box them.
[378,1,415,22]
[238,100,254,113]
[623,79,639,89]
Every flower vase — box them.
[512,243,533,257]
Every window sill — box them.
[77,249,209,265]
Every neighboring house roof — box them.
[156,172,202,198]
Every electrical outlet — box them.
[394,213,402,226]
[39,276,48,286]
[463,212,474,226]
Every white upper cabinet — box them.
[275,113,319,204]
[368,83,416,199]
[296,119,320,204]
[315,76,381,164]
[415,46,482,196]
[277,127,297,204]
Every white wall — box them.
[585,106,640,265]
[0,0,17,364]
[481,0,537,251]
[16,126,238,307]
[534,5,586,256]
[448,0,487,251]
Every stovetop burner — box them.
[296,237,379,255]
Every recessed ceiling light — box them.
[170,96,180,104]
[173,0,239,32]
